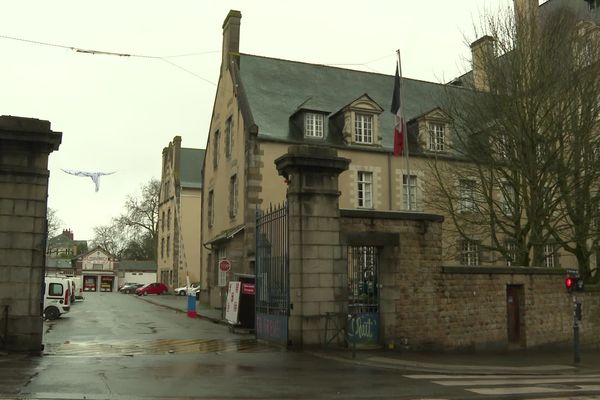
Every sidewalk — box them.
[137,293,600,375]
[135,292,225,325]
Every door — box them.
[506,285,524,346]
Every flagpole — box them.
[396,49,412,210]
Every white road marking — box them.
[469,384,600,395]
[433,376,600,386]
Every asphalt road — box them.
[2,292,459,400]
[4,293,600,400]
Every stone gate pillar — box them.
[275,145,349,348]
[0,116,62,352]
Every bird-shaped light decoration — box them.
[61,169,115,192]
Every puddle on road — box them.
[43,338,277,357]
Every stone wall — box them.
[0,116,61,352]
[340,211,600,351]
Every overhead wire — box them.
[0,33,217,85]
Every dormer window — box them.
[304,113,324,138]
[354,113,373,144]
[428,122,445,152]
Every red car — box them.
[136,283,168,296]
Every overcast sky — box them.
[0,0,516,240]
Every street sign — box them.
[241,283,255,295]
[219,259,231,272]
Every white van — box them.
[43,277,71,320]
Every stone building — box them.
[157,136,204,289]
[0,115,61,352]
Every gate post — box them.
[0,116,61,352]
[275,145,349,348]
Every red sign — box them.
[219,259,231,272]
[241,283,255,295]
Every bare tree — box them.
[91,178,160,260]
[46,207,63,239]
[426,4,600,278]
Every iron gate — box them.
[347,245,380,346]
[255,203,289,345]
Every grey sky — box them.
[0,0,510,240]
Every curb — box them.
[308,352,577,375]
[135,296,228,326]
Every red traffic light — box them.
[565,277,574,290]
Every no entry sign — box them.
[219,259,231,272]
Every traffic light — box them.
[565,270,584,293]
[565,276,574,292]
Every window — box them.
[166,236,170,258]
[357,171,373,208]
[208,190,214,227]
[354,113,373,144]
[458,179,477,212]
[506,241,517,266]
[161,211,165,232]
[161,238,164,258]
[429,123,445,152]
[496,134,509,160]
[461,240,479,266]
[213,130,220,169]
[402,174,417,211]
[543,244,556,268]
[229,175,238,218]
[305,113,324,138]
[92,263,103,270]
[589,0,598,10]
[167,209,171,230]
[225,117,233,158]
[501,183,515,215]
[49,283,63,296]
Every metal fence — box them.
[255,203,289,316]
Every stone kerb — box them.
[275,145,349,348]
[0,116,61,352]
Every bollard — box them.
[187,293,197,318]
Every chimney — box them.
[221,10,242,74]
[62,229,73,240]
[514,0,539,20]
[470,35,496,91]
[173,136,182,180]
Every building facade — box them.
[157,136,205,290]
[75,246,119,292]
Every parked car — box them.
[43,277,71,320]
[136,283,168,296]
[174,282,201,296]
[119,283,144,294]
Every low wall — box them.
[340,210,600,351]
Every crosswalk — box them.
[404,373,600,398]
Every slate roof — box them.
[48,233,86,248]
[180,148,205,189]
[118,260,157,272]
[238,54,466,153]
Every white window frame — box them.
[428,122,445,152]
[354,113,373,144]
[357,171,373,209]
[501,182,515,215]
[543,244,556,268]
[506,241,517,266]
[304,113,324,138]
[458,179,477,212]
[402,174,417,211]
[461,240,479,266]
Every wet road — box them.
[2,292,453,399]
